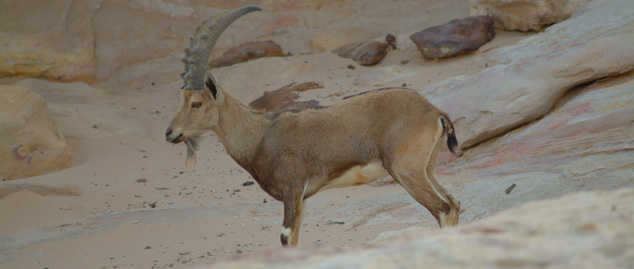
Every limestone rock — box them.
[410,15,495,59]
[308,27,380,54]
[470,0,592,31]
[91,1,198,81]
[0,0,97,81]
[0,0,205,82]
[450,77,634,222]
[332,34,396,65]
[0,85,75,180]
[209,188,634,268]
[421,0,634,148]
[208,41,285,69]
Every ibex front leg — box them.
[281,187,305,246]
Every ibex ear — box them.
[205,73,224,104]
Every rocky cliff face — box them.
[0,0,632,267]
[0,0,466,83]
[423,0,634,148]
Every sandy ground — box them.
[0,29,533,268]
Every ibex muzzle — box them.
[166,5,461,247]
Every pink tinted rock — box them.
[410,15,495,59]
[421,0,634,148]
[210,188,634,268]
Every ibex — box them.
[166,5,461,246]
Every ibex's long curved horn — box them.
[181,5,262,90]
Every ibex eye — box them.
[192,102,202,108]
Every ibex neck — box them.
[213,89,267,170]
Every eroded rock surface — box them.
[451,76,634,223]
[9,79,153,139]
[0,0,200,82]
[470,0,592,31]
[249,82,324,120]
[422,0,634,148]
[208,41,285,69]
[0,86,75,179]
[410,15,494,59]
[209,188,634,268]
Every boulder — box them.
[208,41,285,69]
[421,0,634,148]
[410,15,495,59]
[470,0,592,31]
[0,85,75,180]
[209,187,634,268]
[332,34,396,65]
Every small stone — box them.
[505,184,517,194]
[242,181,254,187]
[136,178,147,183]
[145,246,151,249]
[148,202,157,208]
[332,35,394,65]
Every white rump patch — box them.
[321,161,389,191]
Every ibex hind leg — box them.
[388,164,457,228]
[425,119,460,226]
[384,126,460,228]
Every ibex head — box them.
[166,5,261,168]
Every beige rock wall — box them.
[0,0,467,83]
[470,0,592,31]
[0,86,75,179]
